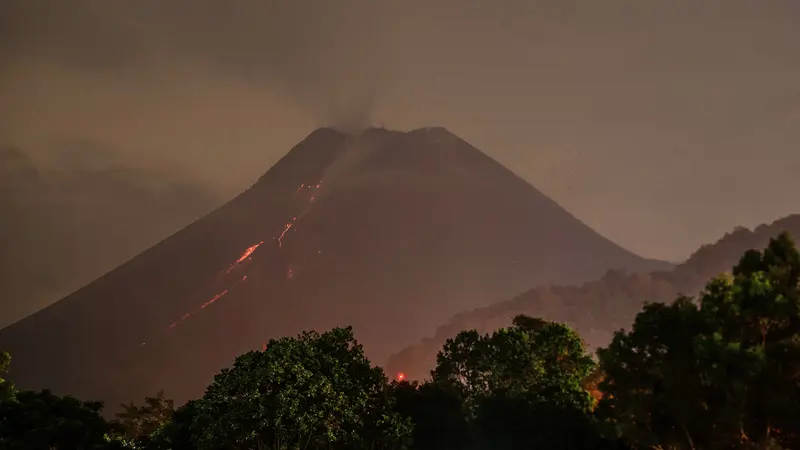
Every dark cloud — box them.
[0,140,221,328]
[0,0,393,130]
[0,1,139,70]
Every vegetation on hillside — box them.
[388,215,800,380]
[1,231,799,449]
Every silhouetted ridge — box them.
[386,214,800,381]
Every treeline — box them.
[2,233,800,449]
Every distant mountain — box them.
[0,127,666,408]
[386,214,800,381]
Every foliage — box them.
[596,297,710,448]
[430,315,602,449]
[598,232,800,449]
[111,390,175,448]
[390,380,470,450]
[0,349,14,402]
[432,314,595,413]
[0,389,114,450]
[187,326,411,450]
[146,399,201,450]
[472,390,619,450]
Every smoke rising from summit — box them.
[0,0,393,130]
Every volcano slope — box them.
[0,127,668,407]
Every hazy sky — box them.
[3,0,799,262]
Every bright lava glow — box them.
[165,180,324,334]
[200,289,228,309]
[236,241,264,264]
[226,241,265,274]
[277,222,293,247]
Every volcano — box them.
[0,127,668,407]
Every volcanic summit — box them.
[0,127,668,407]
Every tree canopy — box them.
[0,389,114,450]
[0,350,13,402]
[598,232,800,449]
[181,326,411,450]
[430,314,601,449]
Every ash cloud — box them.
[0,140,221,328]
[0,0,394,130]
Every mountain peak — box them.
[254,126,472,193]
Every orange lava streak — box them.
[168,313,192,329]
[276,180,320,248]
[200,289,228,309]
[277,222,293,247]
[167,288,230,329]
[225,241,264,274]
[170,179,323,332]
[236,241,264,264]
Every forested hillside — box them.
[387,215,800,380]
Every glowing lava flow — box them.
[237,241,264,263]
[165,180,324,332]
[277,221,294,247]
[226,241,265,274]
[167,287,233,329]
[276,181,322,248]
[167,241,257,330]
[200,289,228,309]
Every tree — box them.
[596,298,711,448]
[472,390,617,450]
[187,326,411,450]
[697,232,800,446]
[0,350,14,402]
[431,315,600,449]
[598,232,800,449]
[390,380,470,450]
[147,399,201,450]
[432,315,596,412]
[112,390,175,447]
[0,389,114,450]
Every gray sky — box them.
[2,0,799,262]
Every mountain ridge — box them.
[385,213,800,381]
